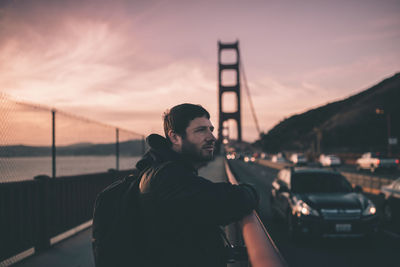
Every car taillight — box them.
[396,159,399,164]
[376,159,380,165]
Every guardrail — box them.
[342,172,391,194]
[0,169,134,265]
[224,159,287,267]
[257,159,392,194]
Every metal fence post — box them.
[34,176,52,251]
[52,109,56,179]
[116,128,119,171]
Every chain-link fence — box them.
[0,93,145,183]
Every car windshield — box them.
[291,172,353,194]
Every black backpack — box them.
[92,162,172,267]
[92,172,143,267]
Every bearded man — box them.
[136,103,258,267]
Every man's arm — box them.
[154,164,259,226]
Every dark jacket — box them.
[136,134,258,267]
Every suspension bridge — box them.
[1,41,399,267]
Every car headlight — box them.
[295,200,319,216]
[362,200,377,216]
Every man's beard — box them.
[181,139,214,163]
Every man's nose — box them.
[207,131,216,142]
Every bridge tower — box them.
[218,41,242,142]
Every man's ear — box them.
[167,130,182,146]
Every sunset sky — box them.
[1,0,400,142]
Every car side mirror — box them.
[354,185,363,193]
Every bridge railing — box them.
[224,159,287,267]
[0,169,134,265]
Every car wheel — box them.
[383,203,393,223]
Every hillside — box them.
[259,73,400,153]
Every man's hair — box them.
[163,103,210,143]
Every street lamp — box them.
[312,127,322,159]
[375,108,395,156]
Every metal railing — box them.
[0,169,135,265]
[224,159,287,267]
[0,94,149,264]
[342,172,391,194]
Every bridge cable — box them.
[239,57,261,136]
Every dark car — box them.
[271,167,379,239]
[380,178,400,223]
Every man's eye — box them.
[195,127,213,133]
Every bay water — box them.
[0,156,140,183]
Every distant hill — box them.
[0,139,145,157]
[259,73,400,154]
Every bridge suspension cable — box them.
[239,57,261,136]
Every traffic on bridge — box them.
[224,152,399,267]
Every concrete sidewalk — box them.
[12,156,226,267]
[14,228,94,267]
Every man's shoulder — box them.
[154,160,194,179]
[141,160,192,184]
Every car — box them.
[244,154,256,163]
[380,178,400,223]
[226,152,237,160]
[271,167,378,239]
[319,154,341,167]
[271,153,288,163]
[356,152,399,173]
[290,153,307,165]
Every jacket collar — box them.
[136,134,197,174]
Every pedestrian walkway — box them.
[14,227,94,267]
[12,156,226,266]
